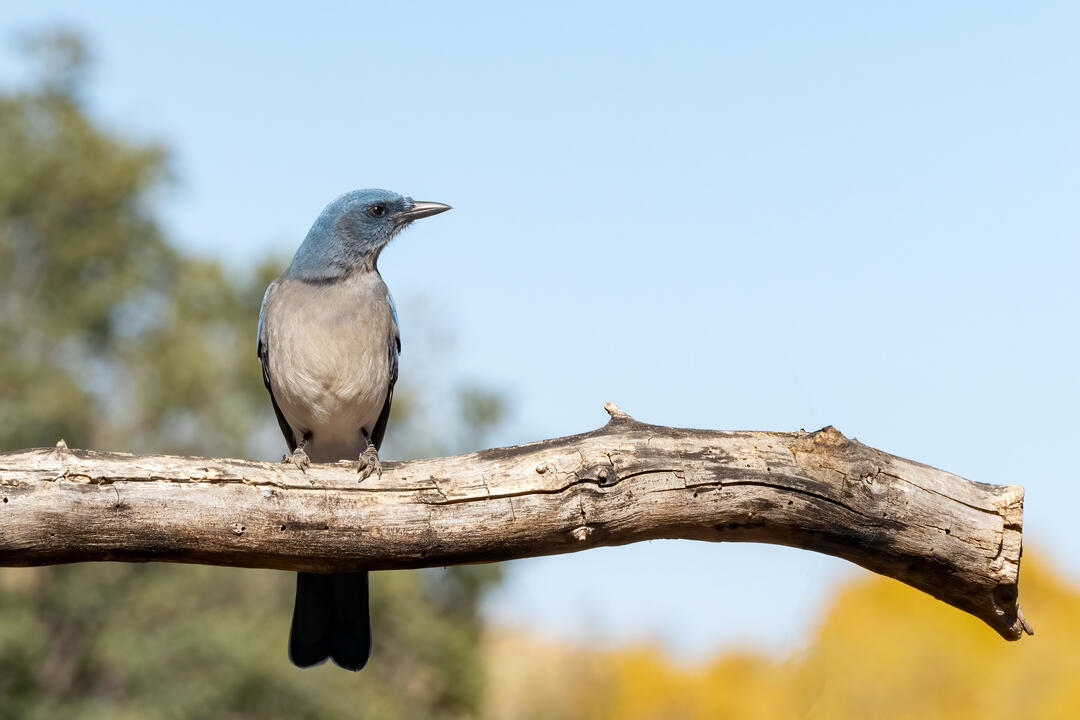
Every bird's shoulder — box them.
[257,278,280,346]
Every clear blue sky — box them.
[3,2,1077,657]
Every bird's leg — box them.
[283,432,311,472]
[356,429,382,482]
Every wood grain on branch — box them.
[0,404,1030,640]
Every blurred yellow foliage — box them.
[484,553,1079,720]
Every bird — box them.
[257,188,451,670]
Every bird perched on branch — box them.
[257,189,451,670]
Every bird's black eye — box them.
[369,204,386,218]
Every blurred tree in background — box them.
[0,31,502,720]
[484,556,1077,720]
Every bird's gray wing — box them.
[369,291,400,451]
[257,281,297,453]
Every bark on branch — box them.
[0,404,1030,640]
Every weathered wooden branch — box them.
[0,404,1030,640]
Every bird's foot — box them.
[356,444,382,482]
[283,447,310,473]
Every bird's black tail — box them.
[288,570,371,671]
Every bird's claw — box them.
[283,447,310,473]
[357,445,382,482]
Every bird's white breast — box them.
[264,272,396,461]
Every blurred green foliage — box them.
[0,31,502,719]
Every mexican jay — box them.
[257,188,450,670]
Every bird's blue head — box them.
[288,188,451,280]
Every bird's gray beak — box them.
[396,201,452,222]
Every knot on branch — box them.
[803,425,848,447]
